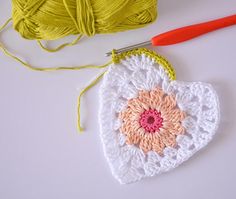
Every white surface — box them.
[0,0,236,198]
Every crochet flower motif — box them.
[99,49,220,184]
[119,87,186,154]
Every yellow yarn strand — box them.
[0,18,12,32]
[77,71,106,132]
[37,35,83,52]
[0,41,112,132]
[0,43,112,71]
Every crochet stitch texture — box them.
[99,49,220,184]
[119,87,186,154]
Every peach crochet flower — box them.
[119,87,186,154]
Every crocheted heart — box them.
[99,49,220,184]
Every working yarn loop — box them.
[1,1,157,132]
[12,0,157,40]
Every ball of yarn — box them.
[12,0,157,40]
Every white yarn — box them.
[99,52,220,184]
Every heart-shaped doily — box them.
[99,48,220,184]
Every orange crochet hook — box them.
[106,14,236,56]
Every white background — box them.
[0,0,236,198]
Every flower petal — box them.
[162,108,186,123]
[152,134,165,154]
[160,94,177,112]
[158,130,176,148]
[139,134,153,153]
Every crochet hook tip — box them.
[105,52,112,57]
[105,40,152,57]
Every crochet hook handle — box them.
[151,14,236,46]
[106,14,236,56]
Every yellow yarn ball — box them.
[12,0,158,40]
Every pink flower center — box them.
[139,109,163,133]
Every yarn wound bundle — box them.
[12,0,157,40]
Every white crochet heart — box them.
[99,50,220,184]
